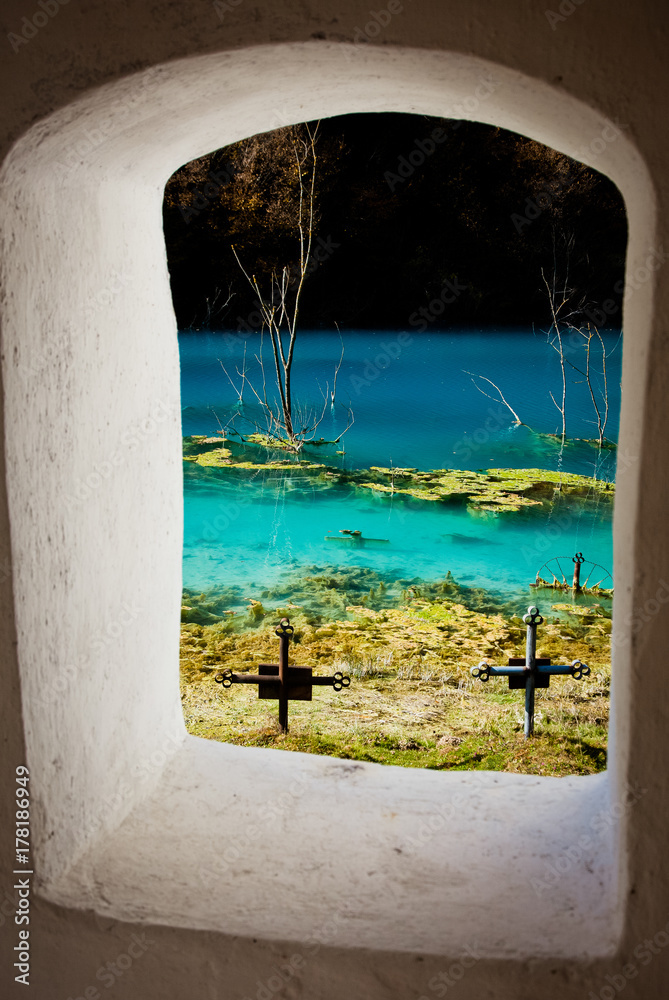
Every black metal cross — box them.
[214,617,351,733]
[470,605,591,737]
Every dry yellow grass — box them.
[181,589,610,775]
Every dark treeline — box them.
[162,113,627,332]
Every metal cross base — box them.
[470,606,590,738]
[215,617,351,733]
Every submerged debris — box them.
[531,553,613,596]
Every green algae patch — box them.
[358,481,447,503]
[218,459,326,471]
[246,433,296,450]
[368,467,418,476]
[355,466,613,514]
[244,433,338,451]
[183,435,614,515]
[484,467,614,499]
[183,434,328,471]
[192,447,233,467]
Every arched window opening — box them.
[165,113,627,774]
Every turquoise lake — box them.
[180,329,620,608]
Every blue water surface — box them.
[180,328,620,604]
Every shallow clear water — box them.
[180,329,620,606]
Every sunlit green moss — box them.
[356,466,614,513]
[182,436,615,514]
[191,447,233,466]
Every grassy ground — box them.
[180,575,610,776]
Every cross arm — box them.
[215,669,351,691]
[471,663,527,681]
[471,659,590,682]
[215,672,278,686]
[539,661,590,680]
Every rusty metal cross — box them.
[215,617,351,733]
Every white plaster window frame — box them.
[0,43,651,958]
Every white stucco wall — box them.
[0,3,667,998]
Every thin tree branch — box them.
[463,371,528,427]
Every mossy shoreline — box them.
[183,435,614,515]
[181,566,611,775]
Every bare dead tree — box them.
[542,268,569,442]
[562,322,613,448]
[584,324,610,447]
[465,232,614,456]
[542,259,615,450]
[218,343,248,409]
[202,285,234,329]
[330,325,345,408]
[223,122,353,452]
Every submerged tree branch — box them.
[463,371,529,428]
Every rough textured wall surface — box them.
[0,1,668,998]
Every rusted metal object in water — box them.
[324,529,390,546]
